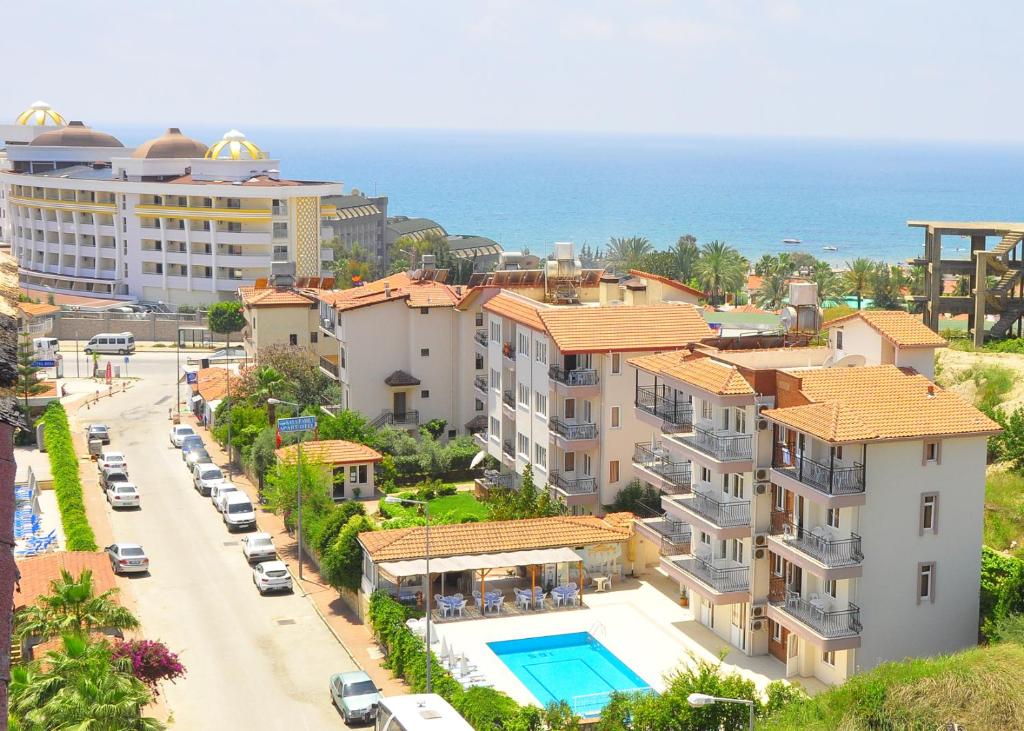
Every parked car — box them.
[106,483,140,509]
[97,451,127,472]
[169,424,197,447]
[86,424,110,445]
[180,435,205,461]
[194,466,226,496]
[105,543,149,574]
[211,482,240,511]
[222,492,256,532]
[100,467,130,490]
[330,671,381,725]
[241,533,277,563]
[252,561,292,595]
[184,447,212,470]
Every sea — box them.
[107,125,1024,265]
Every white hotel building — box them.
[0,101,342,304]
[628,310,997,686]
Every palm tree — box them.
[15,569,139,644]
[252,366,285,402]
[843,258,874,310]
[754,270,789,310]
[606,236,653,272]
[671,235,700,282]
[809,260,842,304]
[697,241,748,305]
[10,634,163,730]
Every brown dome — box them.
[132,127,208,159]
[30,121,123,148]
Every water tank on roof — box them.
[781,305,823,333]
[421,254,436,270]
[789,282,818,306]
[553,242,574,261]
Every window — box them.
[701,401,712,420]
[920,493,938,535]
[826,508,840,529]
[582,453,592,476]
[475,354,484,370]
[774,486,785,511]
[227,222,241,233]
[490,417,500,436]
[420,348,429,357]
[490,369,500,390]
[822,651,836,667]
[923,441,940,464]
[609,460,620,483]
[420,307,429,315]
[340,348,346,368]
[475,399,484,412]
[535,341,547,364]
[835,329,844,350]
[475,312,484,327]
[700,466,711,484]
[518,332,530,356]
[831,445,844,461]
[517,433,529,456]
[534,444,547,468]
[731,473,745,499]
[348,464,368,483]
[448,429,456,439]
[824,579,837,599]
[310,332,318,344]
[700,532,711,546]
[490,322,500,341]
[564,452,576,472]
[918,562,935,603]
[734,408,746,434]
[771,553,783,577]
[535,392,547,416]
[420,390,430,398]
[518,383,529,405]
[564,399,575,419]
[730,539,744,563]
[610,406,620,428]
[289,334,298,346]
[611,353,621,374]
[771,621,782,642]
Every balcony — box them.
[769,513,863,575]
[474,329,488,347]
[772,446,865,502]
[502,389,515,409]
[549,417,597,441]
[634,508,692,555]
[549,365,598,387]
[661,555,749,604]
[479,470,521,492]
[502,342,516,361]
[474,375,488,393]
[632,442,691,494]
[664,489,749,540]
[371,410,419,428]
[676,425,752,465]
[770,591,862,648]
[319,354,340,380]
[635,385,693,433]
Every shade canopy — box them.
[378,547,584,578]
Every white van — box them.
[375,695,473,731]
[84,332,136,355]
[33,337,59,356]
[222,492,256,532]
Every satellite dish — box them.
[470,451,488,469]
[821,354,836,368]
[831,354,867,368]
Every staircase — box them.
[989,304,1024,339]
[976,231,1024,341]
[371,409,419,428]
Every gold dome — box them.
[16,100,65,126]
[132,128,208,159]
[205,129,265,160]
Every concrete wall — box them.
[53,311,242,343]
[831,319,884,366]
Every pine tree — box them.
[16,332,48,415]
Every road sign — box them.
[31,360,55,368]
[186,372,198,384]
[277,415,317,433]
[124,355,129,364]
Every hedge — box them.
[42,402,97,551]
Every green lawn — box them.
[985,469,1024,553]
[386,490,491,525]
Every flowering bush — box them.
[112,639,186,694]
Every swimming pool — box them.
[487,632,652,716]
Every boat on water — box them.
[822,245,838,252]
[782,238,801,245]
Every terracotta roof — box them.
[482,291,548,331]
[825,310,947,349]
[15,552,118,610]
[191,367,240,402]
[17,302,60,318]
[276,439,382,465]
[539,304,712,354]
[318,272,459,313]
[629,351,755,395]
[360,513,634,562]
[384,370,420,386]
[763,365,1000,443]
[746,274,764,292]
[628,269,704,298]
[239,286,319,307]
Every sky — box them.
[4,0,1020,141]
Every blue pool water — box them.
[487,632,651,716]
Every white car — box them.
[241,533,277,563]
[211,482,240,511]
[222,492,256,531]
[106,483,140,509]
[252,560,292,595]
[106,543,149,574]
[169,424,197,447]
[97,451,127,472]
[194,466,226,497]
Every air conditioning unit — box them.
[755,468,769,481]
[756,417,770,431]
[750,619,765,631]
[755,481,770,495]
[751,602,766,618]
[754,533,768,547]
[322,318,332,329]
[754,548,766,560]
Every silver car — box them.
[211,482,240,511]
[241,533,276,563]
[194,466,226,496]
[106,543,149,574]
[252,560,292,595]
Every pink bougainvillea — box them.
[111,639,186,694]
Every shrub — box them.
[309,501,366,557]
[437,484,457,497]
[111,639,186,695]
[42,403,97,551]
[321,515,375,591]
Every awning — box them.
[378,547,584,578]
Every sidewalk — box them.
[182,411,409,696]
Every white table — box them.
[593,576,610,592]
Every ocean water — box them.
[108,125,1024,264]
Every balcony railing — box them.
[371,409,419,428]
[474,329,488,346]
[474,375,488,392]
[635,385,693,431]
[684,490,750,527]
[632,442,691,492]
[769,514,863,567]
[502,390,515,408]
[776,591,862,638]
[481,470,521,491]
[502,440,515,457]
[549,417,598,441]
[673,556,749,593]
[548,365,599,387]
[549,471,597,495]
[680,426,752,462]
[773,446,865,496]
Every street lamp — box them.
[687,693,754,731]
[269,398,307,584]
[385,494,432,693]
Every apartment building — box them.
[628,310,997,686]
[321,192,389,266]
[239,284,329,360]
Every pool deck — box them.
[434,571,825,708]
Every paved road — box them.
[79,353,358,729]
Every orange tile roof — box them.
[482,291,548,331]
[276,439,382,465]
[360,513,633,562]
[192,367,240,402]
[628,351,755,395]
[763,364,1000,443]
[628,269,704,298]
[746,274,764,292]
[825,310,948,349]
[15,552,118,610]
[318,272,459,312]
[239,286,319,308]
[539,304,712,354]
[17,302,60,318]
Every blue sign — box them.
[185,372,198,384]
[278,415,317,433]
[31,360,55,368]
[124,355,130,364]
